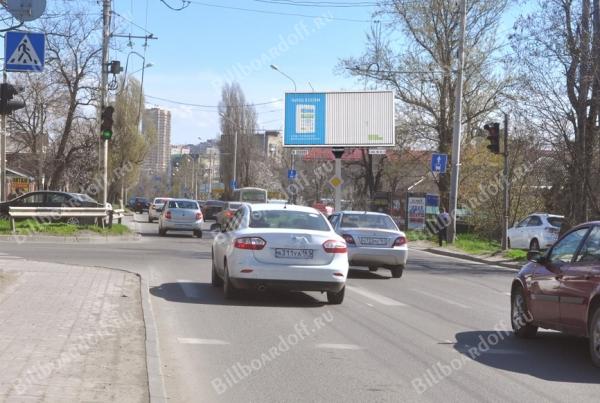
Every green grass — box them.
[453,233,501,254]
[405,230,437,242]
[0,219,130,236]
[503,249,528,261]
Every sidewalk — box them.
[0,256,149,402]
[410,240,522,270]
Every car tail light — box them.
[393,236,407,247]
[544,227,559,234]
[323,239,347,253]
[196,212,203,220]
[225,210,234,218]
[165,211,172,219]
[234,237,266,250]
[342,234,355,245]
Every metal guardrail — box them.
[8,207,110,233]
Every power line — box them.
[186,0,381,23]
[146,94,282,109]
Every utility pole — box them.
[101,0,111,207]
[0,72,6,201]
[232,129,238,191]
[448,0,467,243]
[502,113,510,250]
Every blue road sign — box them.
[284,93,326,146]
[230,180,237,189]
[287,169,297,180]
[431,153,448,173]
[4,31,45,72]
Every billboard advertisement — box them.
[284,91,394,147]
[407,196,426,230]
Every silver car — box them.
[158,199,203,238]
[328,211,408,278]
[148,197,170,223]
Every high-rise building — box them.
[142,107,171,173]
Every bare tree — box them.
[339,0,510,207]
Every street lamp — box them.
[270,64,297,92]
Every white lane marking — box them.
[413,289,470,309]
[177,338,230,345]
[365,303,374,307]
[176,279,200,298]
[316,343,362,350]
[504,292,512,296]
[346,285,407,306]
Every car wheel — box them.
[158,227,166,237]
[589,306,600,367]
[211,250,223,287]
[210,223,221,232]
[391,265,404,278]
[511,286,538,338]
[194,229,203,238]
[368,267,378,272]
[529,238,540,251]
[327,286,345,304]
[223,261,238,299]
[66,217,79,226]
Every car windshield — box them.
[249,210,330,231]
[169,200,198,209]
[341,214,398,230]
[154,198,168,204]
[240,190,267,203]
[548,217,563,228]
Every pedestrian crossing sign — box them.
[4,31,45,72]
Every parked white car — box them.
[507,213,564,250]
[148,197,170,223]
[328,211,408,278]
[211,204,348,304]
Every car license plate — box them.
[360,237,387,245]
[274,248,314,259]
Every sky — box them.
[110,0,384,145]
[50,0,522,147]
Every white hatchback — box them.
[211,204,348,304]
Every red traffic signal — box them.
[100,106,114,140]
[484,122,500,154]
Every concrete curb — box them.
[139,273,168,403]
[423,247,521,270]
[0,233,143,243]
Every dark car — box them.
[511,221,600,367]
[0,191,104,221]
[133,197,150,213]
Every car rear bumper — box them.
[348,247,407,267]
[230,278,345,292]
[162,221,202,231]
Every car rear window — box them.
[155,198,167,204]
[547,217,563,228]
[229,203,243,210]
[249,210,330,231]
[341,214,398,230]
[203,206,223,220]
[168,200,198,209]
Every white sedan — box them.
[211,204,348,304]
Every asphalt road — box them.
[1,214,599,402]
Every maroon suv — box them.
[511,222,600,366]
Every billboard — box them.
[284,91,394,147]
[407,196,426,230]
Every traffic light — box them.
[484,122,500,154]
[100,106,114,140]
[0,83,25,115]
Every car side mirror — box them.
[527,250,547,264]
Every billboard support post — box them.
[332,148,344,212]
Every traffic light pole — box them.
[0,71,7,202]
[101,0,111,207]
[502,113,509,250]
